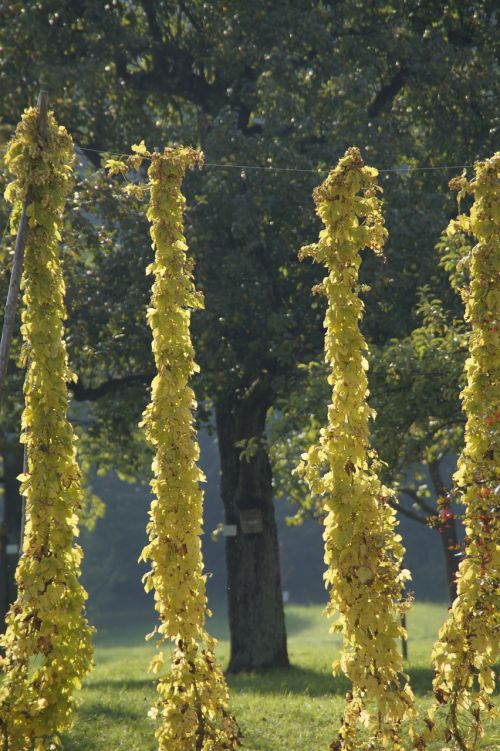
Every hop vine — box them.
[297,147,415,750]
[0,108,94,749]
[107,143,241,750]
[430,153,499,751]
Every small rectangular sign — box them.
[240,508,264,535]
[222,525,237,537]
[6,544,19,555]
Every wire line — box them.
[73,144,471,175]
[0,141,473,175]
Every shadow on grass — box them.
[83,665,439,698]
[238,663,470,697]
[63,701,154,751]
[77,700,146,722]
[87,662,500,701]
[227,666,440,697]
[228,664,349,697]
[85,677,155,692]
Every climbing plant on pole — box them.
[107,143,240,750]
[297,147,414,750]
[430,153,499,751]
[0,108,93,748]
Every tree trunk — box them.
[438,519,460,604]
[429,459,460,604]
[215,381,289,672]
[0,439,23,632]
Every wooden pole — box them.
[0,203,30,403]
[0,91,48,405]
[18,91,49,558]
[401,612,408,661]
[0,92,48,562]
[37,90,48,140]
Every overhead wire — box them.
[0,140,474,175]
[72,143,472,175]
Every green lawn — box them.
[63,602,498,750]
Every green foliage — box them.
[370,288,467,472]
[269,279,469,530]
[297,148,414,750]
[431,154,499,751]
[106,145,240,749]
[78,466,106,532]
[0,107,93,750]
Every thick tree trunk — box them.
[0,440,23,632]
[215,381,289,673]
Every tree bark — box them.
[429,460,460,604]
[438,518,460,603]
[215,380,289,672]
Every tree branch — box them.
[71,373,153,402]
[398,486,437,517]
[368,66,409,118]
[429,458,445,497]
[132,0,218,112]
[178,0,204,35]
[388,497,429,525]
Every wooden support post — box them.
[19,91,49,555]
[0,91,48,404]
[37,90,48,139]
[0,92,49,563]
[401,612,408,661]
[0,520,7,633]
[0,202,30,402]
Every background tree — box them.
[0,1,498,669]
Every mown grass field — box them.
[63,602,498,750]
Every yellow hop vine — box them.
[107,145,240,750]
[297,147,414,751]
[0,108,93,749]
[430,153,499,751]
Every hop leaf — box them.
[133,146,240,749]
[104,158,129,176]
[131,140,148,156]
[298,147,413,749]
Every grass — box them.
[63,601,498,750]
